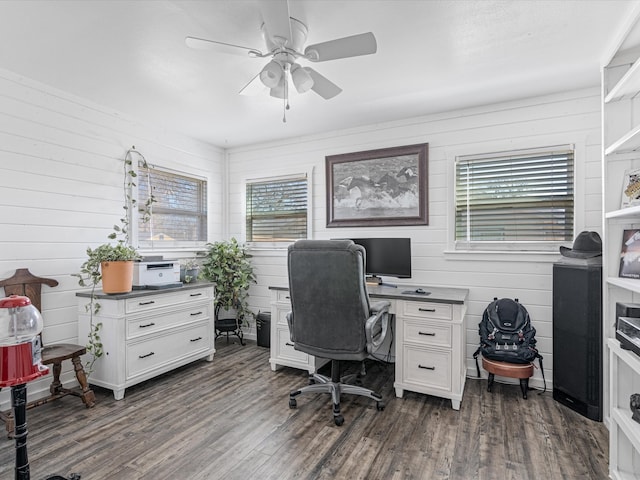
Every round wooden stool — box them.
[482,357,534,399]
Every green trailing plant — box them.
[201,238,256,322]
[73,147,154,374]
[110,146,156,244]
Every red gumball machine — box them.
[0,295,80,480]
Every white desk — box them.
[269,284,468,410]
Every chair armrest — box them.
[365,300,391,354]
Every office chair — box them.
[286,239,390,426]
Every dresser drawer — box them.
[402,301,452,320]
[126,306,210,340]
[125,287,213,314]
[403,320,452,348]
[402,346,451,390]
[276,328,308,363]
[276,290,291,303]
[126,322,210,379]
[275,306,290,327]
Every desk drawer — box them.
[127,306,210,340]
[275,307,290,327]
[276,328,308,363]
[276,290,291,303]
[126,287,213,314]
[126,322,210,378]
[403,320,451,348]
[402,301,452,320]
[403,345,451,390]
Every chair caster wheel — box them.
[334,415,344,426]
[376,401,385,411]
[289,398,297,409]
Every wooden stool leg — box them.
[487,373,495,392]
[71,356,96,408]
[519,378,529,399]
[49,361,63,395]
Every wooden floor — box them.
[0,340,609,480]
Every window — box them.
[137,163,207,249]
[455,146,574,249]
[246,175,308,242]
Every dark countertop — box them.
[269,284,468,305]
[76,281,214,300]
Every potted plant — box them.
[180,258,200,284]
[74,147,154,372]
[201,238,256,343]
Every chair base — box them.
[289,360,385,426]
[482,356,534,399]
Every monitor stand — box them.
[365,275,397,288]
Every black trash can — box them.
[256,311,271,348]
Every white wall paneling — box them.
[0,68,224,409]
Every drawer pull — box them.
[190,337,203,342]
[418,364,435,370]
[138,300,155,306]
[285,296,290,299]
[190,293,203,297]
[418,308,436,312]
[418,331,436,336]
[285,342,294,347]
[139,322,156,328]
[139,352,155,359]
[190,311,203,316]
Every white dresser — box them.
[269,285,468,409]
[77,283,215,400]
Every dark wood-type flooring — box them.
[0,340,609,480]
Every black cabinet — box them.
[552,258,602,421]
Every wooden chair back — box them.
[0,268,58,313]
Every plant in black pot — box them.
[201,238,256,345]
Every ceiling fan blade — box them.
[259,0,292,47]
[304,32,377,62]
[185,36,263,57]
[238,72,265,96]
[305,68,342,100]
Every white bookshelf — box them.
[603,7,640,478]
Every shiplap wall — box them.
[227,87,603,390]
[0,68,224,409]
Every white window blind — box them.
[137,164,207,248]
[246,176,307,242]
[455,147,574,245]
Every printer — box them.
[133,260,181,289]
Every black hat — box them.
[559,231,602,258]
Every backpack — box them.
[473,298,546,390]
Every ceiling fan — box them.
[185,0,377,116]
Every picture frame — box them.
[620,229,640,279]
[326,143,428,227]
[621,167,640,209]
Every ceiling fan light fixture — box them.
[270,77,286,99]
[290,63,314,93]
[259,60,282,88]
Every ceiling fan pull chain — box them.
[283,75,290,123]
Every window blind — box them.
[246,176,307,242]
[138,164,207,247]
[455,148,574,243]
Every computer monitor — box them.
[349,238,411,285]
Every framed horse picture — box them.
[326,143,428,227]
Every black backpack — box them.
[473,298,545,389]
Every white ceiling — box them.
[0,0,635,148]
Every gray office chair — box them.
[286,239,391,426]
